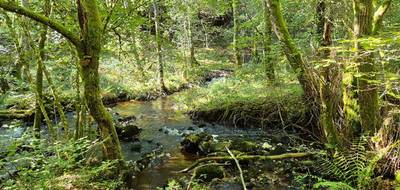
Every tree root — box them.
[178,152,315,173]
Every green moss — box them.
[194,165,225,182]
[229,139,258,152]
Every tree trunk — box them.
[263,0,275,82]
[2,13,24,80]
[188,17,199,66]
[77,0,123,160]
[0,0,122,160]
[266,0,320,107]
[352,0,380,134]
[232,0,242,66]
[316,0,341,146]
[200,19,209,48]
[153,0,167,93]
[130,30,146,79]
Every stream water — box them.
[0,77,292,189]
[113,96,274,189]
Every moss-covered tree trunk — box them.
[188,16,199,67]
[265,0,320,107]
[33,0,51,137]
[316,0,341,146]
[76,0,123,159]
[348,0,391,135]
[263,0,275,82]
[352,0,379,134]
[0,0,124,159]
[2,13,26,80]
[153,0,168,93]
[130,30,146,79]
[232,0,242,66]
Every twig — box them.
[226,146,247,190]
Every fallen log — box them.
[0,109,34,120]
[178,152,315,173]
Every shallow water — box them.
[0,78,290,189]
[113,94,283,190]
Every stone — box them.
[195,165,224,182]
[116,125,141,141]
[181,132,213,155]
[130,142,142,152]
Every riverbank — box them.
[0,47,232,122]
[174,64,311,131]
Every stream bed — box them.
[113,93,292,189]
[0,77,307,189]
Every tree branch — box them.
[0,1,81,48]
[178,152,315,173]
[372,0,392,34]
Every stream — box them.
[0,77,293,190]
[114,96,275,189]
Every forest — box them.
[0,0,399,189]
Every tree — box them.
[352,0,392,134]
[265,0,320,108]
[0,0,123,160]
[152,0,168,93]
[263,0,275,82]
[316,0,341,146]
[185,0,199,67]
[232,0,242,66]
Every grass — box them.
[0,48,232,111]
[174,62,307,128]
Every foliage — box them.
[175,62,305,127]
[315,136,400,190]
[313,181,356,190]
[0,131,123,190]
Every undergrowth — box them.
[0,48,231,111]
[174,63,306,127]
[293,136,400,190]
[0,130,124,190]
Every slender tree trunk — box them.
[33,0,51,137]
[2,13,23,79]
[153,0,167,93]
[22,30,56,140]
[188,17,199,66]
[263,0,275,82]
[200,19,209,48]
[266,0,320,103]
[74,61,82,139]
[131,30,145,79]
[232,0,242,66]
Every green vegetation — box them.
[0,0,399,189]
[175,63,306,127]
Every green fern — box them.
[316,136,384,189]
